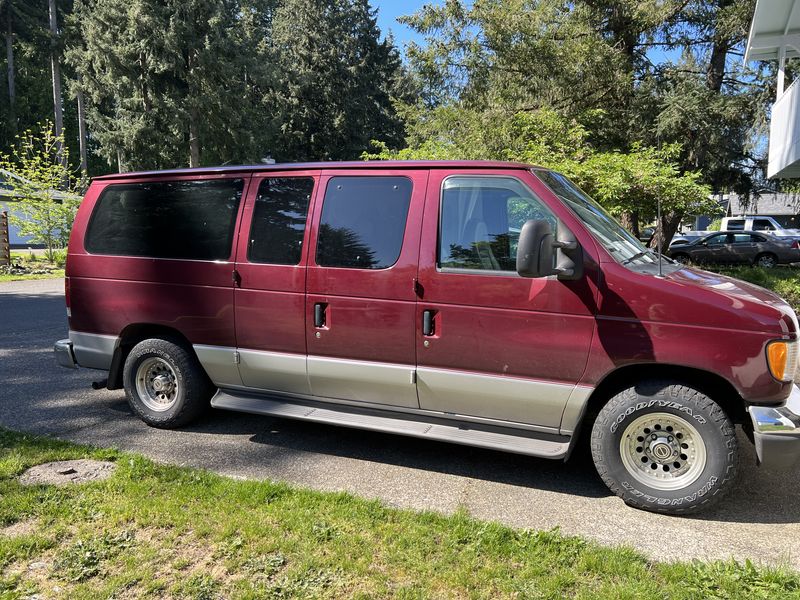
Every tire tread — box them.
[590,380,738,514]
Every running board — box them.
[211,390,569,459]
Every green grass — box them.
[0,250,65,282]
[703,266,800,314]
[0,270,64,283]
[1,429,799,598]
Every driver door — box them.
[415,169,597,430]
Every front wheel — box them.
[590,381,738,514]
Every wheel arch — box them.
[578,363,747,432]
[107,323,196,390]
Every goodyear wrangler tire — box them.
[590,380,738,514]
[123,338,213,429]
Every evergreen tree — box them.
[67,0,278,170]
[267,0,409,161]
[0,1,53,148]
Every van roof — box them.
[92,160,543,181]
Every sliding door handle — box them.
[314,303,327,328]
[422,309,434,336]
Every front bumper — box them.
[54,338,77,369]
[748,384,800,469]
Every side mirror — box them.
[516,219,583,280]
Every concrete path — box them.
[1,278,799,569]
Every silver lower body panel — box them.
[211,389,570,459]
[71,331,117,370]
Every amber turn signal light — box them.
[767,341,799,382]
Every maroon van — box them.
[54,161,800,514]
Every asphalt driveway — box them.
[2,278,799,569]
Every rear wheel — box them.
[755,253,777,268]
[590,381,738,514]
[123,338,213,428]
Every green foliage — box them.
[267,0,411,161]
[708,218,723,231]
[366,108,715,230]
[65,0,408,170]
[0,122,83,262]
[397,0,772,199]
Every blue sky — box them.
[373,1,430,52]
[373,1,683,64]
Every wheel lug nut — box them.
[651,434,657,440]
[668,436,673,442]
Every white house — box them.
[746,0,800,178]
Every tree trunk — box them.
[76,81,88,176]
[706,39,727,93]
[5,7,15,134]
[652,211,683,253]
[189,109,200,168]
[619,211,640,238]
[48,0,65,167]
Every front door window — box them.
[439,176,556,273]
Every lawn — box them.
[0,251,65,282]
[1,429,799,599]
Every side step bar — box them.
[211,390,570,459]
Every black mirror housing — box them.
[516,219,583,280]
[516,220,555,278]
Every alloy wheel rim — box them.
[135,357,179,412]
[758,255,775,268]
[619,412,707,491]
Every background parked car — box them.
[722,215,800,240]
[638,226,655,243]
[667,231,800,267]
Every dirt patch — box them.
[19,459,116,486]
[0,518,37,538]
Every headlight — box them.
[767,340,799,382]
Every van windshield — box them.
[533,169,661,266]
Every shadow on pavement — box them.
[2,285,800,525]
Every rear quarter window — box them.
[85,179,244,260]
[726,219,745,230]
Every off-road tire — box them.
[590,380,738,514]
[123,337,213,428]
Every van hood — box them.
[663,267,798,335]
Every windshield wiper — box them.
[621,250,650,265]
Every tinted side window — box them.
[732,234,752,244]
[754,219,774,231]
[726,219,745,230]
[86,179,243,260]
[706,234,727,246]
[316,176,412,269]
[248,177,314,265]
[439,176,555,272]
